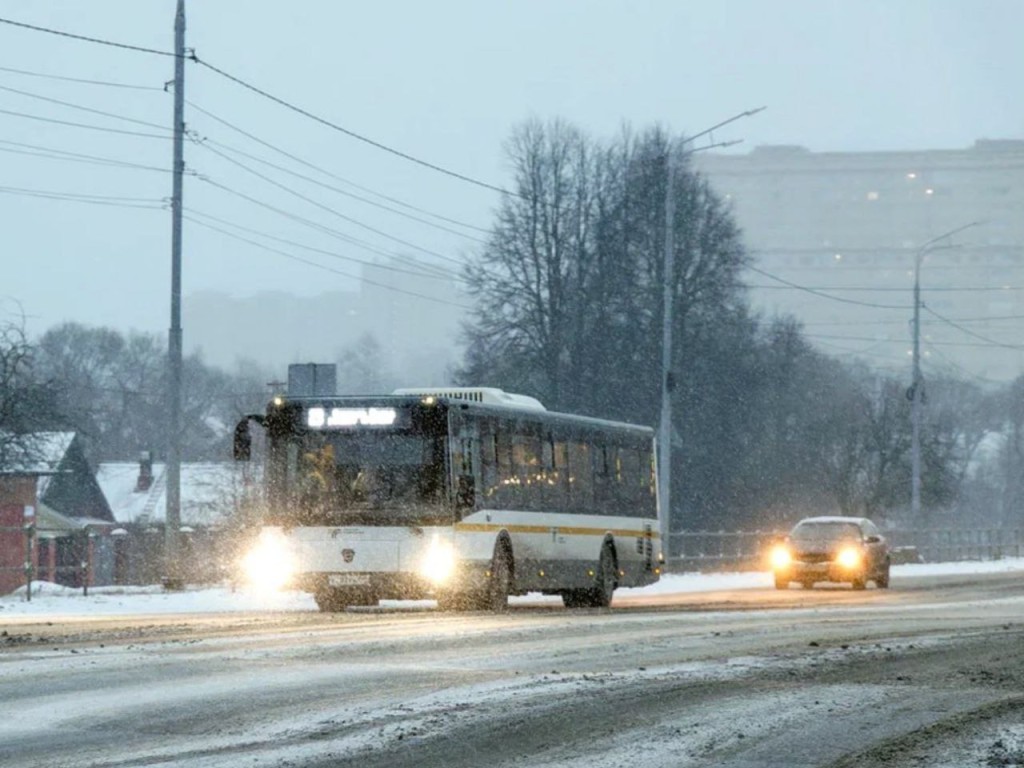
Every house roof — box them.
[96,461,256,528]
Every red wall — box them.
[0,477,37,594]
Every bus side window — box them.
[594,444,615,516]
[511,429,541,510]
[494,427,516,508]
[543,434,569,510]
[568,441,592,514]
[479,421,498,502]
[618,447,642,515]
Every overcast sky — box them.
[1,0,1021,338]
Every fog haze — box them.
[1,0,1021,371]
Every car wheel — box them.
[774,574,790,590]
[851,576,867,590]
[876,563,891,589]
[801,579,816,589]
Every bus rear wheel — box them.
[564,546,617,608]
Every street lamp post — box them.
[658,106,765,556]
[910,221,981,520]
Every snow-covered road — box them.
[2,562,1023,767]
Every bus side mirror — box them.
[234,419,252,461]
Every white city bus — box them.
[234,388,663,611]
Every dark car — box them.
[770,516,890,590]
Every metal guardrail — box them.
[667,528,1024,572]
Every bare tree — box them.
[0,320,65,469]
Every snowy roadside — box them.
[1,558,1022,617]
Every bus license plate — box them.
[329,573,369,587]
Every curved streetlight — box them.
[659,106,766,555]
[910,220,982,519]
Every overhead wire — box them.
[194,139,468,268]
[0,16,178,57]
[0,106,172,138]
[195,174,454,278]
[184,207,461,284]
[185,214,473,311]
[0,82,169,132]
[186,99,490,235]
[922,306,1024,351]
[0,183,165,209]
[0,138,170,173]
[0,15,539,203]
[746,265,912,310]
[0,63,162,90]
[922,341,1002,386]
[749,283,1024,293]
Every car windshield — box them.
[790,521,862,543]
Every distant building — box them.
[0,432,115,594]
[184,256,464,385]
[96,456,256,585]
[694,139,1024,382]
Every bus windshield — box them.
[276,430,449,525]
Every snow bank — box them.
[2,559,1023,617]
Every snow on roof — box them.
[0,431,75,475]
[96,461,254,528]
[793,516,868,525]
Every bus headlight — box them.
[420,535,456,585]
[242,531,295,591]
[770,544,792,570]
[836,547,862,570]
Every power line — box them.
[750,283,1024,293]
[195,139,470,267]
[0,16,177,57]
[746,265,912,310]
[191,56,513,198]
[195,174,452,275]
[186,99,490,235]
[923,305,1024,351]
[195,153,466,271]
[0,138,170,173]
[0,106,172,139]
[185,207,461,283]
[0,63,161,91]
[0,82,170,131]
[0,16,516,198]
[185,214,473,311]
[803,331,1018,350]
[922,341,1002,386]
[194,132,487,243]
[0,184,165,209]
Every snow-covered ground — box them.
[3,558,1023,618]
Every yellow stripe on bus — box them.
[454,522,661,539]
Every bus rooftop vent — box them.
[392,387,546,411]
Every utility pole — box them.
[165,0,186,589]
[910,220,981,521]
[657,107,765,558]
[658,146,676,553]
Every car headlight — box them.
[770,544,792,570]
[242,531,295,591]
[420,534,457,585]
[836,546,862,569]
